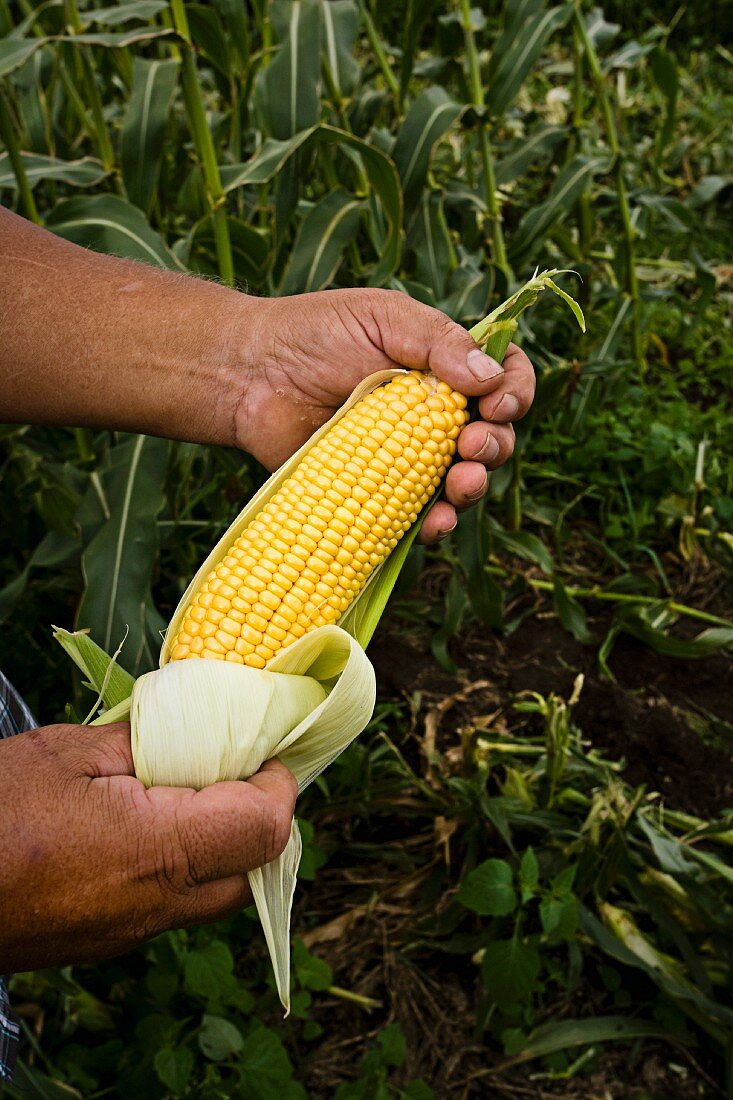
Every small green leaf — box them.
[183,941,236,1002]
[293,939,333,991]
[540,894,578,939]
[198,1015,244,1061]
[154,1047,194,1096]
[518,847,539,902]
[481,936,541,1007]
[378,1023,406,1067]
[458,858,517,917]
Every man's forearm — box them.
[0,206,264,446]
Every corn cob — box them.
[169,371,468,668]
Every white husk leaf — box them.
[130,624,375,1010]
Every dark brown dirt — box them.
[369,607,733,818]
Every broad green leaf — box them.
[222,125,402,284]
[122,58,179,213]
[686,175,732,209]
[47,194,179,268]
[85,1,168,26]
[198,1015,244,1061]
[494,124,565,186]
[482,936,541,1007]
[539,893,578,938]
[221,130,318,189]
[320,0,359,97]
[183,941,237,1001]
[154,1048,194,1096]
[254,0,322,138]
[237,1025,301,1087]
[53,627,136,712]
[637,818,699,876]
[509,156,607,264]
[279,187,363,294]
[293,938,333,990]
[76,435,169,675]
[552,578,593,644]
[187,4,231,77]
[491,525,554,575]
[518,847,539,902]
[213,0,250,73]
[185,216,270,286]
[430,567,468,672]
[440,265,492,326]
[408,190,456,299]
[0,153,109,190]
[455,502,504,628]
[649,45,678,155]
[392,86,462,210]
[614,604,733,660]
[0,36,44,75]
[506,1015,685,1065]
[62,28,177,48]
[585,7,620,50]
[0,26,172,75]
[499,0,545,40]
[379,1023,407,1067]
[0,532,77,623]
[458,858,517,916]
[487,5,573,118]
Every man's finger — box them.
[147,758,298,887]
[476,343,536,423]
[418,500,457,544]
[457,421,516,468]
[377,293,506,398]
[179,875,252,929]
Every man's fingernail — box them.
[467,472,489,501]
[438,519,458,539]
[467,348,503,383]
[496,393,520,419]
[479,431,500,461]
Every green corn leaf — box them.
[221,125,402,284]
[279,187,363,294]
[254,0,322,139]
[487,4,573,118]
[392,86,463,210]
[0,153,108,190]
[502,1015,688,1067]
[122,58,179,213]
[408,190,456,299]
[84,1,168,26]
[46,194,180,269]
[509,156,608,266]
[76,435,169,676]
[320,0,360,97]
[187,4,231,78]
[494,124,566,186]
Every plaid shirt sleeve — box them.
[0,670,38,1083]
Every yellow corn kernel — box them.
[170,372,467,669]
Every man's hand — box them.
[0,723,297,972]
[234,289,535,544]
[0,210,536,544]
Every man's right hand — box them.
[0,722,297,972]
